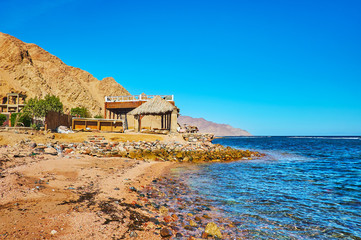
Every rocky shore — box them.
[9,134,264,163]
[0,131,265,239]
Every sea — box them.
[171,136,361,239]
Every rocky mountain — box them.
[0,32,129,116]
[178,115,252,136]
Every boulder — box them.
[44,147,58,155]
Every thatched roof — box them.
[129,96,176,115]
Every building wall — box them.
[126,114,135,129]
[135,115,162,130]
[132,114,176,131]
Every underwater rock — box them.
[160,227,173,238]
[205,222,222,239]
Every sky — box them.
[1,0,360,135]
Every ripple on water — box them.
[170,136,361,239]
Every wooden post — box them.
[138,117,141,132]
[137,115,144,132]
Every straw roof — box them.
[129,96,176,115]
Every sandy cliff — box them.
[178,115,252,136]
[0,32,129,116]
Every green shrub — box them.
[94,114,103,119]
[30,123,41,130]
[0,114,7,126]
[23,94,63,118]
[10,113,32,127]
[71,107,91,118]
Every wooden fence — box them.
[45,111,72,131]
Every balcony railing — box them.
[105,95,174,102]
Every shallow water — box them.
[171,136,361,239]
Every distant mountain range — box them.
[178,115,252,136]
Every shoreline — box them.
[0,130,263,239]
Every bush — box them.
[10,113,32,127]
[23,94,63,118]
[94,114,103,119]
[30,123,41,130]
[0,114,7,126]
[71,107,91,118]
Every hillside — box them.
[0,32,129,116]
[178,115,252,136]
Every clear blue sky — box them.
[1,0,360,135]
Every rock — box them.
[175,232,183,238]
[183,225,193,230]
[201,232,208,238]
[145,222,156,230]
[202,214,211,219]
[160,227,173,238]
[129,231,138,238]
[44,147,58,155]
[205,222,222,239]
[159,206,168,216]
[163,216,173,223]
[50,230,57,235]
[64,148,73,154]
[189,220,197,227]
[171,213,178,221]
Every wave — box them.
[288,136,360,140]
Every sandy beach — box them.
[0,131,174,239]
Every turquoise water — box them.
[179,136,361,239]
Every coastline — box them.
[0,130,262,239]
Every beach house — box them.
[104,94,179,133]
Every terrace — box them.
[105,94,174,102]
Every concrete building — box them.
[0,93,26,114]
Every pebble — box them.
[189,220,197,227]
[159,206,168,216]
[129,231,138,238]
[160,227,173,238]
[202,214,211,219]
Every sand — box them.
[0,131,178,239]
[0,130,185,146]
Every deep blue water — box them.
[176,136,361,239]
